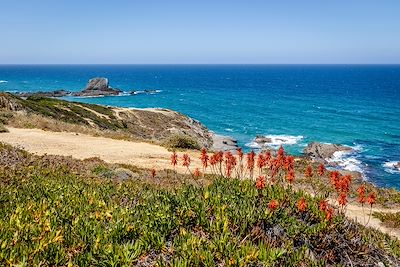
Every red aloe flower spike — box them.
[317,164,326,176]
[194,168,201,178]
[171,152,178,167]
[338,193,348,208]
[200,148,209,169]
[297,198,307,212]
[367,192,376,206]
[256,175,266,190]
[319,200,328,212]
[357,185,366,204]
[151,168,156,179]
[325,207,334,221]
[287,170,295,184]
[247,151,256,179]
[182,154,191,167]
[305,165,313,179]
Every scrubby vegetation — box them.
[1,143,400,266]
[374,212,400,229]
[163,134,201,150]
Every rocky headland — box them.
[0,93,239,151]
[304,142,353,163]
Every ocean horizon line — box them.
[1,63,400,66]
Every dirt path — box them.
[1,127,400,239]
[0,127,204,173]
[344,204,400,238]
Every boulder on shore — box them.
[74,78,122,97]
[304,142,353,162]
[211,134,239,152]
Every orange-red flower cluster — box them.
[319,199,334,221]
[367,192,376,206]
[357,185,366,205]
[268,199,278,210]
[237,148,244,160]
[284,156,294,170]
[256,175,266,190]
[286,170,295,184]
[297,198,307,212]
[170,152,178,167]
[194,168,201,178]
[225,152,237,178]
[200,148,209,169]
[305,165,313,178]
[182,153,191,167]
[151,168,156,178]
[338,193,348,207]
[318,164,326,176]
[257,154,267,170]
[247,151,256,171]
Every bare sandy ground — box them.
[1,127,400,239]
[0,127,204,173]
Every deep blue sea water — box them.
[0,65,399,188]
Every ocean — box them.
[0,65,399,188]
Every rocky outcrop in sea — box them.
[304,142,353,163]
[73,78,122,97]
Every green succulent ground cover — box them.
[1,143,400,266]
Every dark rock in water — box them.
[17,90,70,98]
[395,162,400,170]
[212,134,239,152]
[254,135,272,145]
[74,78,122,97]
[304,142,353,162]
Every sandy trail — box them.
[1,127,400,239]
[0,127,204,173]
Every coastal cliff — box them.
[0,93,214,149]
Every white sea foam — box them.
[0,80,8,83]
[245,141,262,149]
[383,161,400,174]
[326,145,366,177]
[327,151,364,173]
[246,134,303,149]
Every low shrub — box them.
[163,134,200,150]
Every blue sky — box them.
[1,0,399,64]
